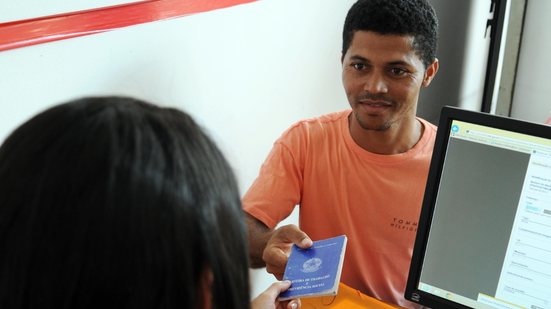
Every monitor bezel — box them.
[405,106,551,309]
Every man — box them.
[243,0,439,307]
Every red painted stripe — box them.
[0,0,256,52]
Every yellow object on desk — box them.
[300,283,403,308]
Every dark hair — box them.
[0,96,249,309]
[342,0,438,68]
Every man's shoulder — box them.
[315,110,351,123]
[415,117,438,153]
[275,110,350,148]
[286,110,350,133]
[417,117,438,136]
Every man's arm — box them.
[247,213,274,268]
[246,213,313,279]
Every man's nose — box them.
[363,72,388,94]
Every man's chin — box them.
[354,112,391,131]
[359,123,391,132]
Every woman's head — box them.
[0,96,249,308]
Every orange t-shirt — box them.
[243,110,436,309]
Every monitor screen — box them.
[406,106,551,309]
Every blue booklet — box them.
[278,235,347,300]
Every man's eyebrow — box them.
[349,56,412,67]
[387,60,412,66]
[349,55,369,62]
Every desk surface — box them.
[300,283,403,309]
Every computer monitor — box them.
[406,106,551,309]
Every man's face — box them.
[342,31,437,132]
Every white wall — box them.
[0,0,355,298]
[510,0,551,123]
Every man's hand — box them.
[263,224,312,280]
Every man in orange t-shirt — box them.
[243,0,439,308]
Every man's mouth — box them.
[358,100,392,111]
[361,101,391,106]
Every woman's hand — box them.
[251,281,301,309]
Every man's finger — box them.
[275,225,313,248]
[265,264,284,280]
[263,246,288,266]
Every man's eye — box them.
[390,68,407,76]
[352,63,365,70]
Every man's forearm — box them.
[246,214,274,268]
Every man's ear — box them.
[422,58,439,87]
[198,268,214,309]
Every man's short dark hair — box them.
[342,0,438,68]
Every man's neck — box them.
[349,115,424,155]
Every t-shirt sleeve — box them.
[242,135,303,229]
